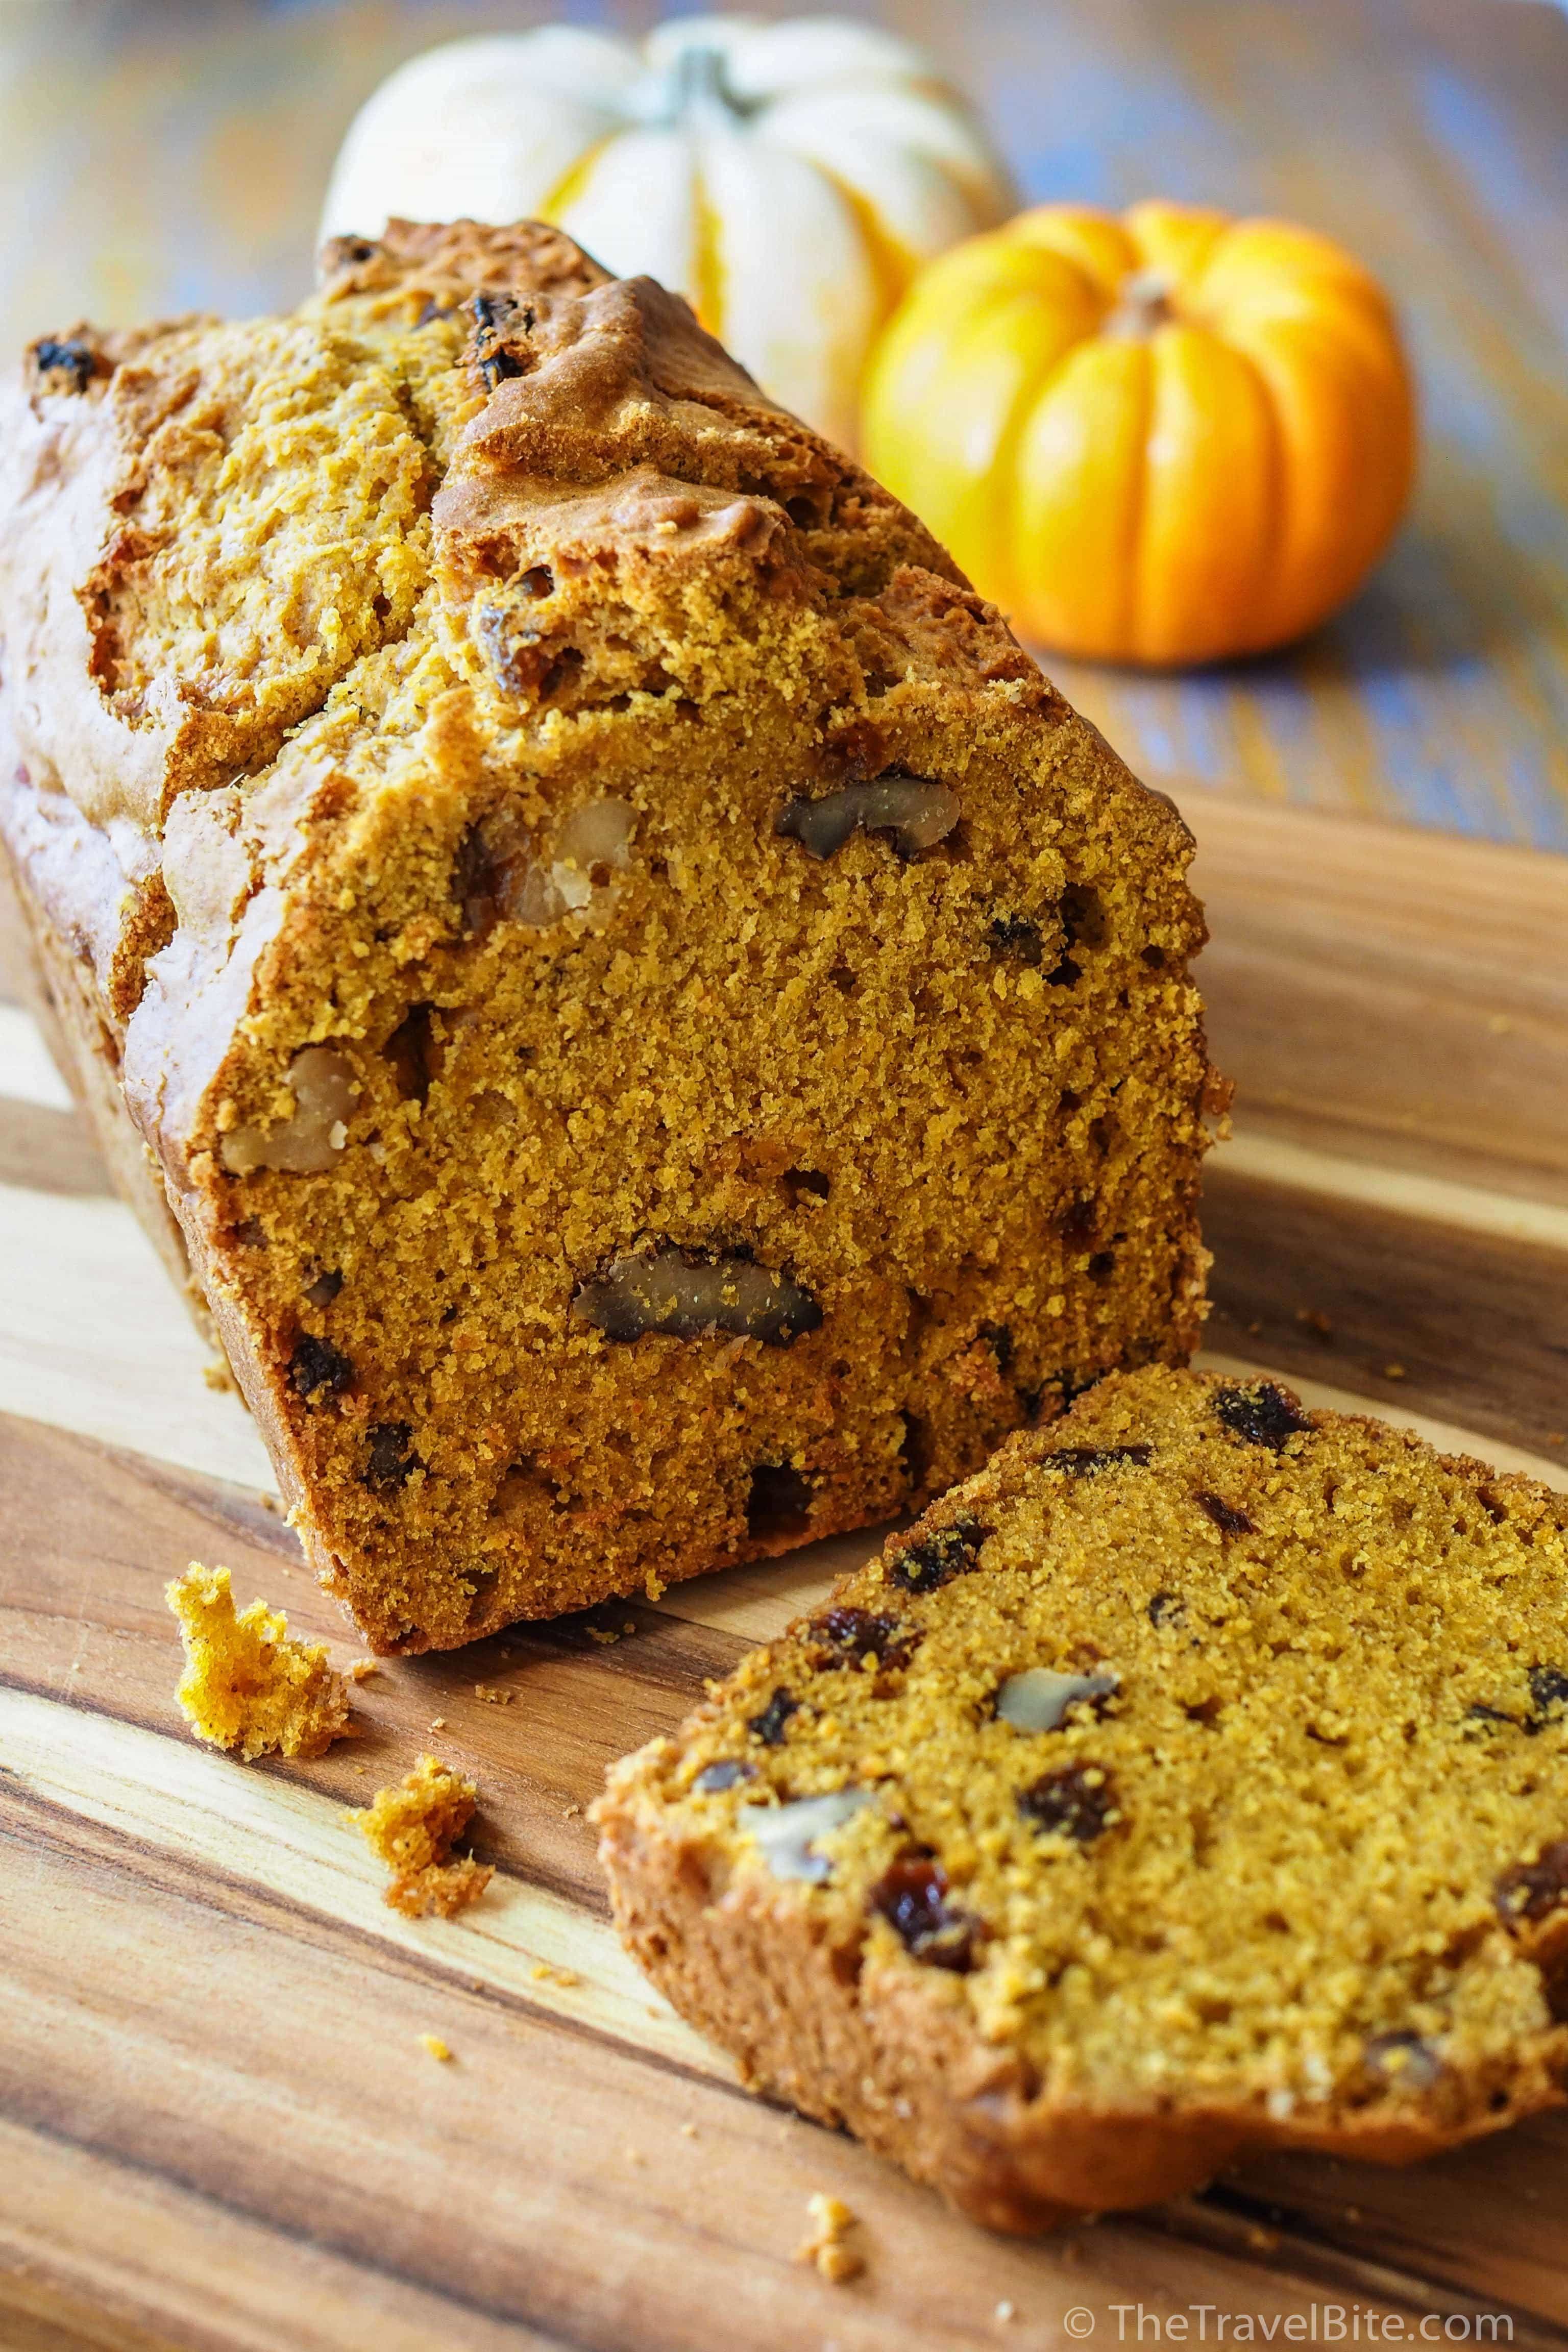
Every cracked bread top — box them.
[0,216,1094,1165]
[0,217,957,875]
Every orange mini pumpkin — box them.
[861,200,1416,667]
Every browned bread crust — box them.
[1,222,1219,1650]
[597,1369,1568,2229]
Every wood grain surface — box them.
[0,7,1565,2342]
[0,0,1564,845]
[3,788,1567,2349]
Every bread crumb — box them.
[474,1682,516,1703]
[587,1627,620,1646]
[996,2302,1017,2323]
[346,1657,380,1682]
[420,2033,453,2062]
[796,2192,863,2283]
[680,2122,698,2139]
[1383,1362,1407,1380]
[1295,1307,1333,1338]
[166,1562,352,1759]
[349,1754,493,1917]
[202,1356,236,1393]
[530,1961,580,1988]
[564,1802,582,1818]
[428,1716,447,1730]
[1247,2223,1281,2253]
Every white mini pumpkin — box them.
[321,15,1012,450]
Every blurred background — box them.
[1,0,1564,846]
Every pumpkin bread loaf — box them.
[597,1368,1568,2229]
[0,219,1221,1652]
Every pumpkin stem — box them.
[647,42,753,129]
[1106,269,1177,339]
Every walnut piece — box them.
[514,796,636,926]
[995,1665,1119,1732]
[746,1787,874,1882]
[572,1245,822,1346]
[775,773,959,862]
[221,1047,357,1175]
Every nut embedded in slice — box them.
[166,1561,353,1760]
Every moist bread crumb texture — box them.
[166,1561,352,1759]
[1,218,1219,1652]
[350,1751,493,1918]
[596,1368,1568,2231]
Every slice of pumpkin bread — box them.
[597,1367,1568,2230]
[0,218,1220,1652]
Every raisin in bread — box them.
[596,1367,1568,2230]
[0,218,1221,1653]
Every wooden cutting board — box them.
[3,793,1567,2352]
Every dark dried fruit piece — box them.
[1528,1667,1568,1724]
[871,1850,979,1971]
[573,1246,822,1347]
[886,1514,988,1594]
[1197,1490,1254,1536]
[364,1421,420,1492]
[1041,1444,1153,1475]
[469,291,536,389]
[1215,1382,1311,1449]
[1059,882,1106,947]
[1044,884,1104,987]
[988,915,1043,966]
[749,1687,799,1747]
[1364,2030,1443,2092]
[977,1320,1014,1371]
[694,1759,756,1794]
[1018,1764,1118,1845]
[1147,1591,1186,1628]
[385,1001,437,1105]
[810,1607,919,1672]
[1496,1840,1568,1928]
[747,1460,816,1537]
[288,1333,354,1401]
[452,811,537,933]
[31,335,96,394]
[775,772,959,862]
[303,1268,344,1308]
